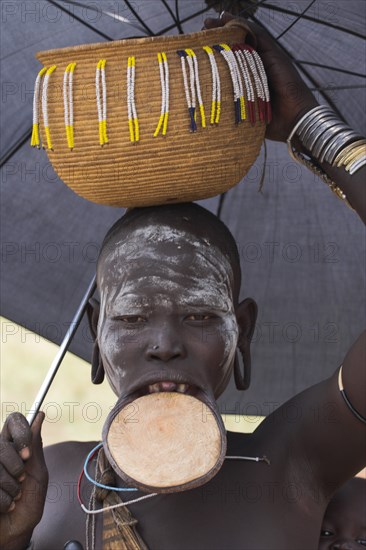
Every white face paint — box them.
[98,223,239,397]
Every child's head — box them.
[319,477,366,549]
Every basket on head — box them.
[32,21,270,207]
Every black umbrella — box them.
[1,0,365,415]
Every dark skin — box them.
[1,14,365,550]
[319,478,366,549]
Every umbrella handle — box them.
[26,276,97,426]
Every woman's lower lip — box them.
[148,381,189,393]
[122,382,214,405]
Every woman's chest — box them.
[109,463,324,550]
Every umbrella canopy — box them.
[1,0,365,413]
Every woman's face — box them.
[97,224,239,402]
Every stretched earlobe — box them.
[234,346,251,390]
[234,297,258,391]
[86,297,100,339]
[91,340,105,385]
[87,297,105,384]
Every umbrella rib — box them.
[123,0,155,36]
[310,84,366,91]
[216,192,227,219]
[238,0,272,17]
[276,0,317,40]
[160,0,184,34]
[157,1,270,38]
[61,0,148,34]
[260,2,365,40]
[250,14,345,121]
[46,0,113,42]
[0,128,32,169]
[297,62,366,79]
[175,0,180,26]
[156,6,211,36]
[1,26,83,62]
[26,276,97,426]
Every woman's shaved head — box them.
[97,203,242,303]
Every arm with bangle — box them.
[246,15,366,476]
[204,11,366,493]
[288,105,366,222]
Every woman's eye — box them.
[115,316,146,323]
[356,540,366,546]
[185,314,214,321]
[320,530,334,537]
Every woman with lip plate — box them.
[0,13,365,550]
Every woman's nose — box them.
[145,326,187,362]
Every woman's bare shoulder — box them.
[44,440,99,472]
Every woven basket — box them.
[35,22,267,207]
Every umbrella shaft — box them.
[27,276,97,426]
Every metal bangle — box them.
[342,146,365,166]
[302,117,341,150]
[317,127,351,163]
[287,105,366,184]
[313,123,351,159]
[302,119,331,150]
[325,132,361,165]
[328,134,363,165]
[296,106,333,134]
[305,120,347,153]
[287,105,328,143]
[306,122,332,152]
[349,156,366,174]
[334,139,366,165]
[321,131,354,164]
[299,112,336,145]
[297,109,334,141]
[345,148,366,170]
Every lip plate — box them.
[103,392,227,494]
